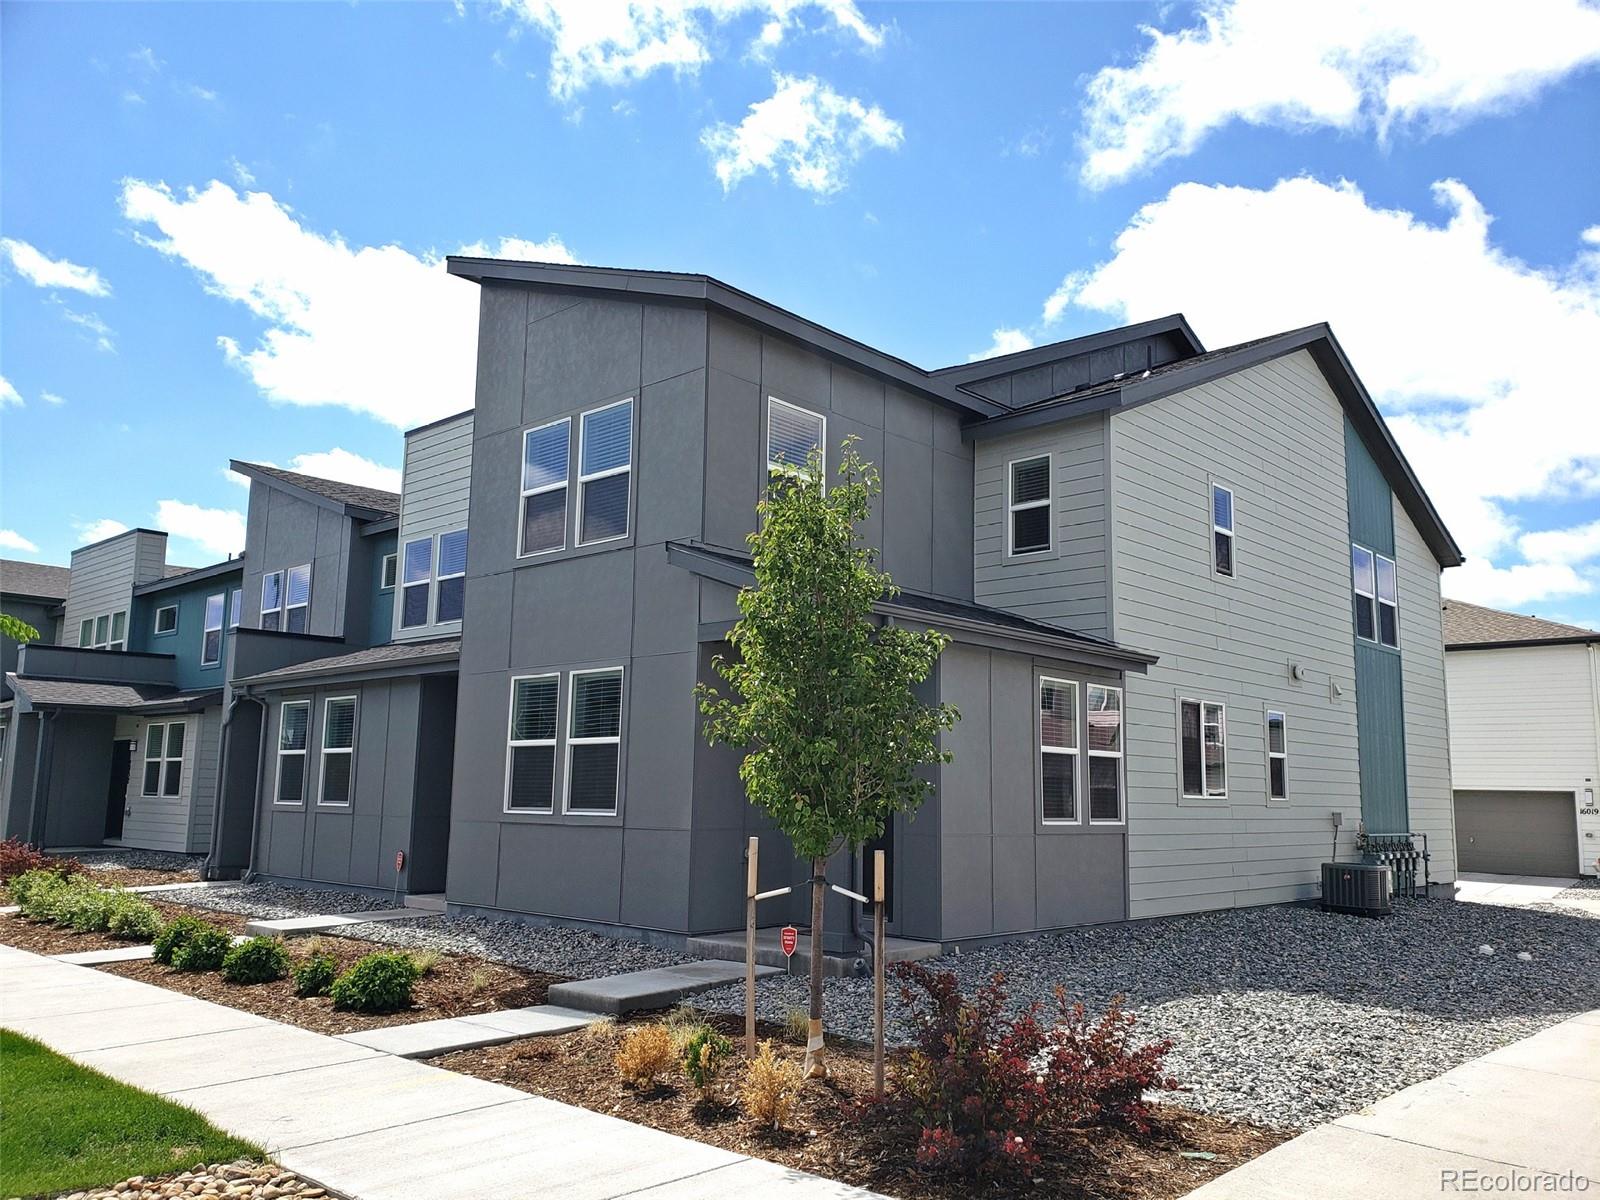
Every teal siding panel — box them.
[367,531,396,646]
[130,569,244,691]
[1354,641,1409,832]
[1344,417,1394,556]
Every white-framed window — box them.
[380,553,397,591]
[95,614,110,648]
[577,400,633,546]
[766,397,825,487]
[261,571,284,631]
[505,674,559,813]
[1266,710,1288,801]
[141,721,184,798]
[434,529,468,623]
[109,611,126,651]
[1212,483,1235,578]
[78,618,93,647]
[201,593,225,666]
[284,563,311,633]
[228,587,242,628]
[1008,454,1052,556]
[317,696,357,807]
[1180,698,1228,799]
[154,605,178,636]
[1351,543,1397,645]
[1039,676,1078,823]
[1375,552,1399,648]
[82,611,127,651]
[519,417,571,557]
[274,700,310,805]
[1087,683,1124,823]
[400,537,432,629]
[565,667,624,814]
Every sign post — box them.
[742,837,794,1057]
[872,848,886,1100]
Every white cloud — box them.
[968,328,1034,362]
[1,238,111,296]
[1518,520,1600,568]
[154,499,245,560]
[40,391,65,406]
[702,73,903,194]
[1036,175,1600,608]
[500,0,884,99]
[228,448,401,495]
[55,304,116,353]
[0,529,40,553]
[228,156,255,187]
[119,179,577,428]
[75,518,130,545]
[1079,0,1600,187]
[0,376,19,408]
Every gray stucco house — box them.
[0,257,1463,953]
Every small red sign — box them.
[780,926,799,957]
[395,851,405,872]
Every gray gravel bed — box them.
[695,897,1600,1131]
[335,913,691,977]
[74,849,205,874]
[169,881,404,920]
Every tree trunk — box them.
[803,854,828,1078]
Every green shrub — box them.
[152,914,209,965]
[682,1026,734,1100]
[169,925,231,972]
[329,951,420,1012]
[106,894,163,941]
[221,936,290,985]
[60,884,117,933]
[11,870,69,917]
[293,952,339,998]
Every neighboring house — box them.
[1443,599,1600,878]
[0,258,1466,953]
[2,558,70,699]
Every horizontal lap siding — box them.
[394,413,474,643]
[120,713,196,853]
[1446,644,1597,792]
[64,532,167,643]
[1112,352,1362,917]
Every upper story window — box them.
[1212,484,1235,577]
[767,398,825,488]
[1180,697,1228,800]
[1351,544,1399,648]
[1039,676,1078,823]
[520,418,571,557]
[201,593,225,666]
[153,605,178,636]
[80,611,128,651]
[435,530,468,623]
[228,588,242,628]
[285,563,311,633]
[1087,684,1124,823]
[577,400,633,546]
[1008,455,1052,556]
[400,538,432,629]
[380,554,397,591]
[261,571,283,631]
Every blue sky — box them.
[2,0,1599,622]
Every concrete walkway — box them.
[1184,1011,1600,1198]
[0,943,881,1199]
[1455,872,1579,907]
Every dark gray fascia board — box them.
[134,557,245,596]
[359,517,398,537]
[238,655,459,691]
[445,257,1005,419]
[229,460,392,523]
[931,314,1204,385]
[73,526,167,554]
[403,408,474,438]
[1446,634,1600,652]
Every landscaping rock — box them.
[172,882,402,920]
[44,1160,327,1200]
[75,850,205,875]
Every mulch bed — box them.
[77,865,203,889]
[435,1012,1289,1200]
[0,900,246,957]
[97,931,563,1037]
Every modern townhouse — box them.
[1443,599,1600,878]
[1,257,1464,955]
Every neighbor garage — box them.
[1453,789,1579,877]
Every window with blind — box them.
[1039,676,1078,823]
[1008,455,1052,555]
[201,593,225,666]
[275,700,309,805]
[1267,710,1288,801]
[566,668,624,814]
[435,530,468,623]
[1212,484,1235,577]
[229,587,242,628]
[400,537,432,629]
[578,401,633,545]
[767,398,825,487]
[1087,683,1124,823]
[261,570,283,631]
[285,563,312,633]
[318,696,356,806]
[1374,552,1399,648]
[141,721,185,798]
[505,674,559,812]
[520,418,571,556]
[1180,698,1227,799]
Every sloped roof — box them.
[237,637,460,685]
[0,559,71,602]
[232,461,400,518]
[7,675,219,713]
[1442,599,1599,648]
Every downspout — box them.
[241,690,268,883]
[1589,644,1600,790]
[28,710,59,847]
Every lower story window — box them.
[566,668,623,814]
[1087,684,1124,822]
[506,674,559,812]
[142,721,185,798]
[318,696,357,806]
[275,700,309,804]
[1180,698,1228,799]
[1039,677,1078,823]
[1267,710,1288,800]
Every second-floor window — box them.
[1351,544,1399,648]
[80,611,127,651]
[767,398,825,487]
[380,554,397,591]
[1008,455,1052,555]
[201,593,225,666]
[401,538,432,628]
[261,571,283,631]
[520,418,571,557]
[1212,484,1235,577]
[578,400,633,546]
[1180,697,1228,799]
[436,530,468,623]
[285,563,311,633]
[1267,710,1288,800]
[229,587,242,628]
[154,606,178,636]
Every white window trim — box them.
[108,610,126,652]
[432,528,468,625]
[273,699,310,807]
[1351,544,1377,642]
[83,611,127,651]
[228,588,242,628]
[766,396,827,485]
[563,665,625,816]
[1007,453,1053,557]
[1038,675,1080,825]
[1179,696,1229,801]
[576,400,634,548]
[380,553,397,591]
[518,416,572,559]
[1212,482,1235,579]
[1087,683,1125,825]
[261,570,284,630]
[200,592,225,667]
[142,721,185,800]
[1266,708,1289,803]
[504,673,560,814]
[79,618,93,647]
[153,605,178,636]
[316,695,357,807]
[285,563,312,632]
[1375,551,1400,649]
[399,536,433,630]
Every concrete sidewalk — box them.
[0,943,881,1200]
[1184,1010,1600,1198]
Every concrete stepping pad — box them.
[548,960,781,1015]
[244,908,435,937]
[335,1005,595,1057]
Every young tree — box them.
[698,439,957,1077]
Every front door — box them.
[105,739,131,839]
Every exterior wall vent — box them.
[1321,862,1392,917]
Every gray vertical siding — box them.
[64,530,168,644]
[1109,351,1364,917]
[240,484,356,639]
[394,412,474,642]
[1395,511,1457,877]
[972,415,1111,638]
[42,714,116,848]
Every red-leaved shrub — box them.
[889,963,1180,1179]
[0,838,80,883]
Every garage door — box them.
[1454,790,1578,877]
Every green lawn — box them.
[0,1029,262,1197]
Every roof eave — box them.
[934,313,1205,387]
[1446,634,1600,652]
